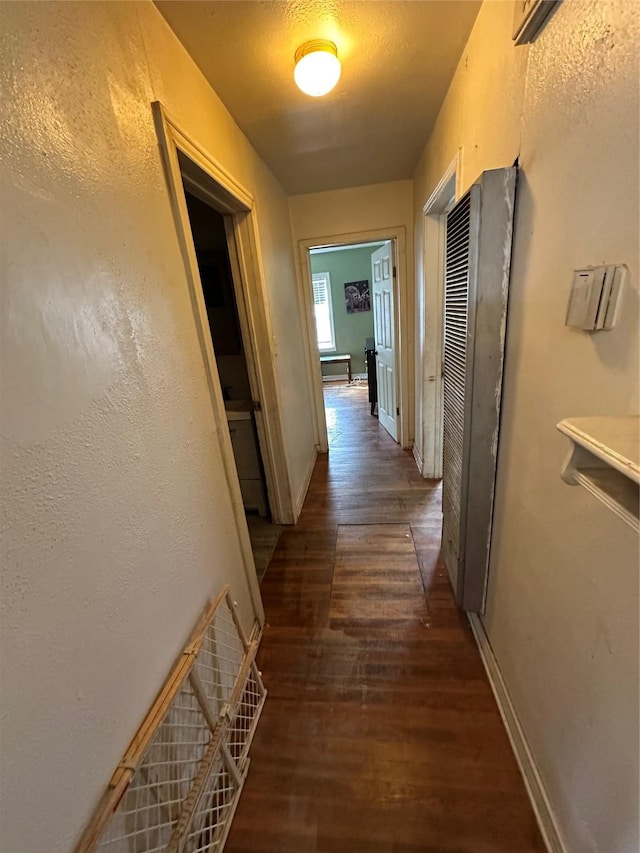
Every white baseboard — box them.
[412,442,424,476]
[293,447,318,520]
[322,373,368,383]
[468,614,565,853]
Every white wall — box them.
[413,1,639,850]
[0,2,314,850]
[412,0,528,468]
[289,180,414,244]
[289,180,415,444]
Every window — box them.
[312,272,336,352]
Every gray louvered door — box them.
[441,188,479,595]
[440,168,516,613]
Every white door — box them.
[371,242,398,442]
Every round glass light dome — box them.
[294,41,341,97]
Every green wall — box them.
[310,246,379,376]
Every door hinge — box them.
[252,400,262,412]
[396,406,400,417]
[393,266,397,278]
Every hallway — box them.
[225,383,545,852]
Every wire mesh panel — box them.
[181,749,242,853]
[226,663,266,767]
[96,678,210,853]
[76,588,266,853]
[193,597,247,718]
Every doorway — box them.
[306,240,399,447]
[420,156,459,479]
[153,102,295,608]
[182,192,281,578]
[300,228,410,454]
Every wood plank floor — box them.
[246,513,283,582]
[226,382,545,852]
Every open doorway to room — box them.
[309,241,382,445]
[153,102,295,597]
[304,236,407,452]
[182,191,282,579]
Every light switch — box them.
[565,264,627,331]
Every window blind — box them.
[312,272,335,351]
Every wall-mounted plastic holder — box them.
[558,416,639,532]
[565,264,627,331]
[513,0,559,44]
[75,586,266,853]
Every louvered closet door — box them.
[441,189,476,592]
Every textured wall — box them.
[289,179,414,441]
[289,179,413,243]
[412,0,528,466]
[413,1,639,850]
[0,2,314,850]
[310,247,377,375]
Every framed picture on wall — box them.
[344,280,370,313]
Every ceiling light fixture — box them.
[294,40,341,97]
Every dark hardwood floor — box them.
[226,382,545,852]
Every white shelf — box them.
[558,416,639,532]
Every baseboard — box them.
[322,374,368,383]
[412,442,424,475]
[468,614,565,853]
[293,446,318,520]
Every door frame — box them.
[420,153,461,478]
[152,101,295,622]
[298,227,410,452]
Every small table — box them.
[320,354,352,383]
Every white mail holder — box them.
[565,264,627,331]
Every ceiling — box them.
[155,1,481,195]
